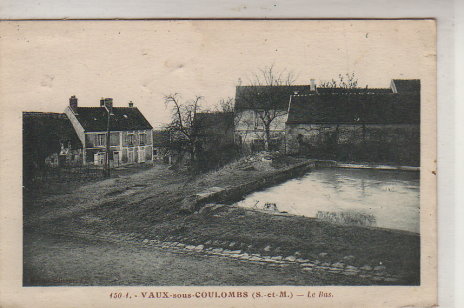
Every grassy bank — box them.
[24,154,420,285]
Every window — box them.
[96,134,105,146]
[139,133,147,146]
[254,111,263,129]
[127,134,136,146]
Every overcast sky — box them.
[1,20,434,127]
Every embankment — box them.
[181,160,318,212]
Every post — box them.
[104,106,111,177]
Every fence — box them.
[24,165,104,188]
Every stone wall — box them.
[181,160,316,213]
[235,109,287,153]
[285,123,420,166]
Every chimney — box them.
[310,79,316,91]
[104,98,113,109]
[129,101,134,108]
[100,98,113,113]
[69,95,78,113]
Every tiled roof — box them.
[73,107,153,132]
[287,92,420,124]
[235,85,314,110]
[392,79,421,93]
[152,130,171,146]
[194,112,234,136]
[316,88,392,94]
[23,112,82,148]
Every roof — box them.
[287,92,420,125]
[72,107,153,132]
[316,87,392,95]
[152,130,171,146]
[235,79,420,117]
[23,112,82,147]
[392,79,421,93]
[195,112,234,131]
[194,112,235,136]
[235,85,314,110]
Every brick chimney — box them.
[129,101,134,107]
[100,98,113,112]
[69,95,78,113]
[310,79,316,91]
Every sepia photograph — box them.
[0,18,437,306]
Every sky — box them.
[0,20,435,127]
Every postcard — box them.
[0,19,436,307]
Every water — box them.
[235,168,420,233]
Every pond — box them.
[235,168,420,233]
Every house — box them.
[64,96,154,166]
[390,79,420,93]
[152,130,173,163]
[23,111,83,168]
[152,112,236,169]
[193,112,236,169]
[23,112,83,184]
[194,112,235,147]
[284,79,420,165]
[234,81,316,152]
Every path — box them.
[24,232,364,286]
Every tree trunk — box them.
[190,147,195,163]
[264,125,271,151]
[362,123,367,160]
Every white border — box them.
[0,0,458,307]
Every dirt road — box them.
[24,232,361,286]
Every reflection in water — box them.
[316,210,376,227]
[235,168,420,233]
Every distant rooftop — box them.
[391,79,421,93]
[235,85,314,110]
[316,87,393,94]
[235,79,420,110]
[194,112,235,136]
[71,107,153,132]
[287,91,420,125]
[23,112,82,148]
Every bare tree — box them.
[215,97,235,113]
[164,93,203,164]
[319,73,366,92]
[238,65,295,151]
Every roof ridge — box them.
[23,111,65,115]
[76,106,136,109]
[291,93,395,97]
[237,84,311,87]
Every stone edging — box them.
[181,160,317,212]
[42,229,400,284]
[313,159,419,171]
